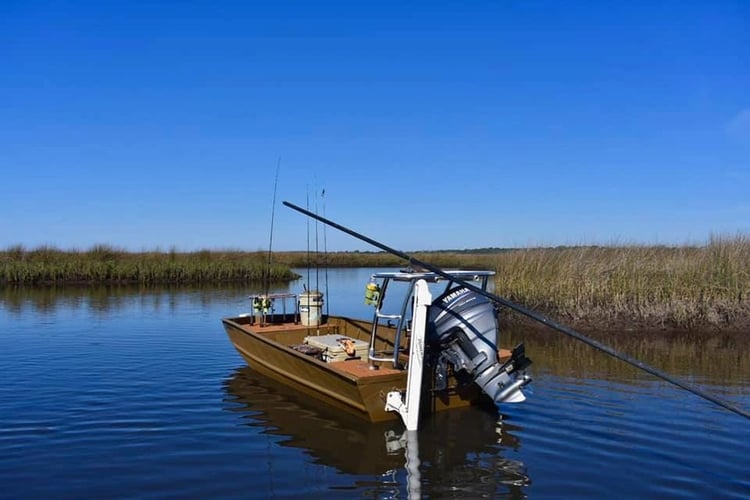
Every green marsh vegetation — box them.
[3,235,748,331]
[270,250,476,269]
[0,244,296,286]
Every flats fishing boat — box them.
[224,199,750,429]
[222,269,532,429]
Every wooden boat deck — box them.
[223,314,495,421]
[235,319,404,378]
[328,359,403,378]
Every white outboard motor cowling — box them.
[427,286,531,403]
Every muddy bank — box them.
[501,312,750,339]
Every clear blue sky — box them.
[2,1,748,251]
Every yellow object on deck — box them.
[364,281,380,306]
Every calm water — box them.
[1,268,749,498]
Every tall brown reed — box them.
[492,235,750,330]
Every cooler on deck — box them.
[304,334,369,362]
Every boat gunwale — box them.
[221,316,406,386]
[229,334,371,413]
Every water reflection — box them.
[0,283,270,316]
[223,367,530,498]
[0,268,382,317]
[4,282,749,391]
[509,329,750,389]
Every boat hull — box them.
[222,314,483,422]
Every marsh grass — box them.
[0,245,296,285]
[270,250,481,269]
[275,237,749,330]
[493,235,750,330]
[3,235,748,330]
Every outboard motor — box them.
[427,286,531,403]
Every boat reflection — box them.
[223,367,530,497]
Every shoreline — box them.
[503,314,750,338]
[2,280,746,335]
[3,240,748,334]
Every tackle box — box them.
[304,334,369,362]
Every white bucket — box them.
[299,291,324,326]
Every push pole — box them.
[283,200,750,422]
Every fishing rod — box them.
[321,188,330,317]
[283,200,750,421]
[263,160,281,299]
[314,185,320,296]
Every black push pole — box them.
[283,200,750,421]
